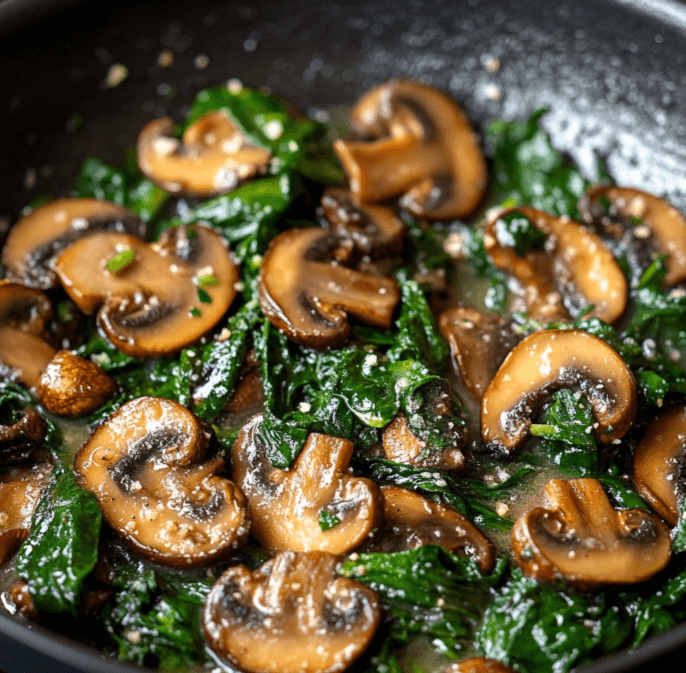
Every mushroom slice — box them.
[0,462,52,564]
[73,397,249,567]
[579,186,686,286]
[203,551,381,673]
[320,187,406,259]
[382,413,465,472]
[484,207,627,324]
[258,228,400,350]
[334,79,487,220]
[137,112,271,198]
[232,414,382,554]
[54,225,239,357]
[444,658,516,673]
[0,407,45,465]
[0,282,56,389]
[439,307,521,401]
[368,486,495,573]
[633,406,686,527]
[511,478,671,589]
[37,350,117,417]
[481,329,637,453]
[2,199,145,290]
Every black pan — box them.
[1,0,686,671]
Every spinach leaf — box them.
[76,332,141,373]
[16,465,101,615]
[530,390,598,477]
[487,109,603,220]
[340,546,502,654]
[459,224,508,312]
[73,156,169,222]
[476,568,632,673]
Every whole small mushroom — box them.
[512,478,671,589]
[232,414,382,554]
[137,112,271,198]
[334,79,487,220]
[203,551,381,673]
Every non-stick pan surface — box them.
[1,0,686,671]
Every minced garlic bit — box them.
[104,63,129,88]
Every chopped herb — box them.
[196,287,212,304]
[189,307,202,317]
[318,510,342,531]
[197,274,218,286]
[106,248,135,273]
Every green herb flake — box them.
[318,510,342,531]
[106,249,136,273]
[197,274,219,287]
[197,288,213,304]
[189,307,202,317]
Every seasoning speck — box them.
[104,63,129,88]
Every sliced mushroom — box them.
[54,224,239,357]
[258,227,399,350]
[37,350,117,417]
[73,397,249,567]
[0,282,56,389]
[481,329,637,453]
[579,186,686,286]
[2,199,145,290]
[203,550,381,673]
[439,307,521,401]
[320,187,406,259]
[334,79,487,220]
[137,112,271,198]
[511,478,671,589]
[7,579,38,621]
[367,486,495,573]
[444,658,516,673]
[232,414,382,554]
[0,407,45,465]
[382,413,465,471]
[633,406,686,527]
[484,207,627,324]
[0,462,52,564]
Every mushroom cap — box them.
[511,478,671,589]
[73,397,249,567]
[203,550,381,673]
[369,486,495,573]
[231,414,383,554]
[481,329,637,453]
[484,206,627,324]
[443,658,516,673]
[137,113,271,198]
[258,227,400,350]
[320,187,406,259]
[579,185,686,286]
[54,224,239,357]
[37,350,118,417]
[634,406,686,527]
[333,79,487,220]
[439,306,521,401]
[0,282,56,388]
[382,412,465,472]
[2,198,145,290]
[0,407,46,465]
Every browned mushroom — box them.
[511,478,671,589]
[484,207,627,324]
[203,551,381,673]
[7,579,38,621]
[320,187,406,259]
[137,112,271,198]
[439,306,521,401]
[633,406,686,527]
[333,79,487,220]
[0,282,56,389]
[37,350,117,417]
[2,199,145,290]
[54,224,239,357]
[0,462,52,564]
[579,186,686,286]
[0,407,46,465]
[367,486,495,573]
[444,658,516,673]
[232,414,382,554]
[382,413,465,471]
[73,397,249,567]
[258,227,400,350]
[481,329,637,453]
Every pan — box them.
[1,0,686,671]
